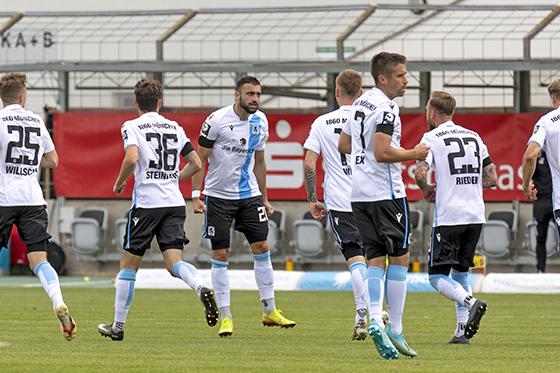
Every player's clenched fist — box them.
[414,143,430,161]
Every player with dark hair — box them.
[97,79,218,341]
[192,75,296,337]
[339,52,428,359]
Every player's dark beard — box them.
[239,98,258,114]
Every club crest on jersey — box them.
[229,125,234,131]
[396,213,403,223]
[382,112,395,126]
[533,124,540,134]
[252,125,259,135]
[132,217,139,226]
[207,226,215,237]
[239,137,247,146]
[334,217,339,226]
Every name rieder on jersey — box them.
[420,121,491,226]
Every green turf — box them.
[0,287,559,372]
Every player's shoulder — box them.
[207,105,235,124]
[253,109,268,123]
[314,107,349,127]
[539,107,560,125]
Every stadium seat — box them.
[113,217,128,251]
[488,210,518,242]
[479,220,511,258]
[267,209,286,257]
[291,215,327,263]
[525,220,558,258]
[70,207,108,255]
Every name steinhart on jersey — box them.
[145,170,178,180]
[5,165,38,176]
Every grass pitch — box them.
[0,286,559,372]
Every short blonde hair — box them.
[548,80,560,100]
[428,90,456,116]
[0,72,26,102]
[336,70,362,98]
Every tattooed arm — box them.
[304,150,327,219]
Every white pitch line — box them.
[0,341,10,348]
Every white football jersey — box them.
[304,105,353,212]
[528,107,560,210]
[199,105,268,200]
[0,104,54,206]
[342,88,406,202]
[121,112,191,208]
[420,121,491,226]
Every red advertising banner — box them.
[53,111,541,201]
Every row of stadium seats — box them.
[67,206,556,267]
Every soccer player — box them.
[415,91,496,344]
[303,70,369,341]
[192,76,296,337]
[338,52,428,359]
[0,72,76,341]
[97,79,218,341]
[523,80,560,251]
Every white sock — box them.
[211,259,231,317]
[451,271,471,336]
[114,268,137,327]
[349,261,368,313]
[366,266,385,327]
[386,264,408,335]
[33,261,64,309]
[171,261,204,295]
[429,274,475,308]
[253,252,276,313]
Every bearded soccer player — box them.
[97,79,218,341]
[415,91,496,344]
[192,76,296,337]
[0,72,76,340]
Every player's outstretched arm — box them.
[254,150,273,216]
[40,150,59,168]
[374,133,429,163]
[179,149,202,181]
[338,132,352,154]
[482,163,497,189]
[522,142,542,200]
[113,146,138,194]
[415,161,436,201]
[304,150,327,219]
[192,146,212,213]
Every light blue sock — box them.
[386,264,408,334]
[34,261,64,309]
[211,259,231,318]
[349,261,368,312]
[114,268,136,330]
[366,266,385,327]
[171,261,204,294]
[451,271,471,335]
